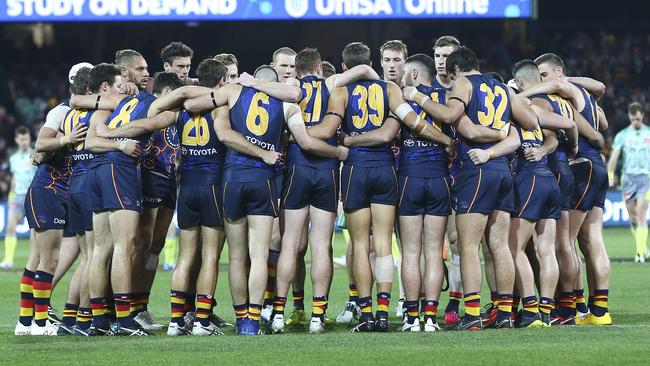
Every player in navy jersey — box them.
[410,46,540,331]
[517,53,612,326]
[307,42,452,333]
[270,47,381,334]
[16,66,91,336]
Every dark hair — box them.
[253,65,279,82]
[214,53,238,66]
[295,47,322,76]
[115,49,143,67]
[196,59,227,88]
[405,53,435,79]
[629,102,645,115]
[342,42,371,69]
[89,63,121,93]
[534,53,566,70]
[380,40,408,59]
[484,72,505,83]
[152,72,186,94]
[445,46,479,75]
[434,35,461,49]
[70,67,92,95]
[15,125,30,136]
[321,61,336,78]
[161,42,193,65]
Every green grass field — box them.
[0,227,648,365]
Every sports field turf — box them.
[0,227,648,365]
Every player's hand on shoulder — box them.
[236,72,256,87]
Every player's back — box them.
[400,85,451,176]
[460,74,512,166]
[510,124,550,174]
[225,86,285,182]
[342,79,392,166]
[177,109,226,185]
[530,93,574,167]
[62,108,96,177]
[142,127,178,180]
[287,75,337,169]
[93,90,157,166]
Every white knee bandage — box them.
[374,255,394,283]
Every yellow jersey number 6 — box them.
[246,92,270,136]
[182,116,210,146]
[107,98,139,129]
[352,84,384,129]
[477,83,507,130]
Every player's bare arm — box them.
[70,93,126,111]
[285,103,344,159]
[97,111,178,138]
[574,106,605,148]
[597,106,609,131]
[517,80,585,112]
[237,72,302,103]
[35,124,86,153]
[184,83,240,114]
[85,110,141,157]
[467,125,521,165]
[455,114,507,143]
[563,76,606,99]
[342,117,400,147]
[326,64,380,90]
[212,105,280,166]
[402,77,469,124]
[307,87,346,140]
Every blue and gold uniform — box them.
[340,80,397,210]
[569,84,608,211]
[62,108,96,233]
[88,90,156,212]
[510,124,561,220]
[455,74,514,214]
[223,87,285,219]
[176,109,225,228]
[530,93,575,211]
[431,76,452,92]
[25,102,73,230]
[282,75,339,213]
[398,85,451,216]
[141,127,178,209]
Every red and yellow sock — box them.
[33,271,53,327]
[263,249,280,307]
[272,296,287,318]
[90,297,108,326]
[446,291,462,313]
[557,292,574,318]
[77,307,92,330]
[233,304,247,320]
[405,300,419,323]
[522,296,539,314]
[248,303,262,322]
[463,292,481,317]
[358,296,373,322]
[348,283,358,303]
[292,290,305,310]
[170,290,186,325]
[195,294,212,326]
[575,289,589,313]
[497,294,513,315]
[312,296,328,321]
[376,292,390,319]
[114,293,133,327]
[539,297,554,315]
[424,300,438,322]
[19,269,35,327]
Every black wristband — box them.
[325,111,343,120]
[94,94,101,110]
[448,96,467,111]
[210,91,217,108]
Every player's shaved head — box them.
[70,67,92,95]
[152,72,185,95]
[445,46,479,76]
[273,47,297,64]
[89,63,121,93]
[254,65,279,82]
[295,47,322,77]
[342,42,371,69]
[196,59,227,88]
[512,59,541,89]
[405,54,435,80]
[115,49,144,67]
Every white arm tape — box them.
[407,87,418,101]
[394,103,413,122]
[284,102,304,127]
[118,140,127,151]
[374,255,394,283]
[287,110,304,127]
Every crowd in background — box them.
[0,26,647,198]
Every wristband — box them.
[94,94,101,110]
[210,91,218,108]
[325,111,343,120]
[448,96,467,111]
